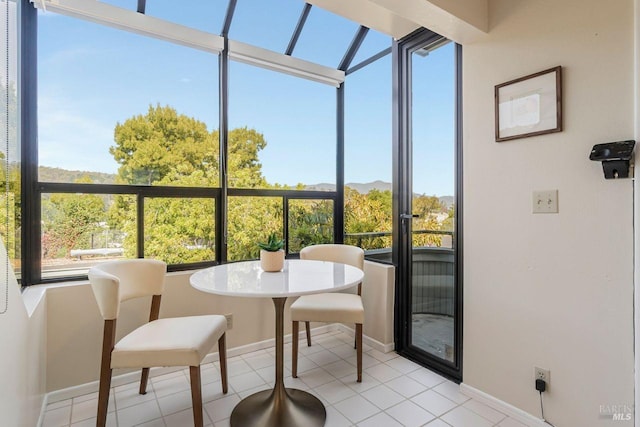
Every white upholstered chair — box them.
[88,259,228,427]
[290,244,365,382]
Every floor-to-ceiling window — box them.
[227,62,336,259]
[344,32,393,256]
[36,9,221,281]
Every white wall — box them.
[462,1,635,425]
[0,241,47,427]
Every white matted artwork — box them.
[495,66,562,142]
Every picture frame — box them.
[495,66,562,142]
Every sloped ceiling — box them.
[308,0,488,43]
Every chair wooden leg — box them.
[305,321,311,346]
[97,320,116,427]
[218,333,228,394]
[292,321,299,378]
[356,324,363,383]
[189,366,204,427]
[139,368,150,395]
[97,366,112,427]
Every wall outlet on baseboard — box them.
[225,313,233,330]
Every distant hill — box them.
[36,170,455,207]
[306,180,453,206]
[306,180,392,193]
[39,166,117,184]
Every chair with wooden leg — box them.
[290,244,365,382]
[88,259,228,427]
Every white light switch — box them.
[532,190,558,214]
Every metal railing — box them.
[345,230,456,317]
[344,229,454,249]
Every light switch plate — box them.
[532,190,558,214]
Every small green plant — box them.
[257,233,284,252]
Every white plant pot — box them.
[260,249,284,272]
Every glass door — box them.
[393,30,462,380]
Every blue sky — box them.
[36,0,454,196]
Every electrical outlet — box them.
[225,313,233,330]
[532,190,558,214]
[534,367,550,385]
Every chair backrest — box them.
[88,259,167,320]
[300,244,364,270]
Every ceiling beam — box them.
[221,0,237,37]
[338,26,368,71]
[285,3,312,56]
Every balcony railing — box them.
[346,230,455,318]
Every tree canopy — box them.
[111,105,218,186]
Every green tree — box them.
[227,197,282,261]
[109,105,271,262]
[413,195,445,217]
[344,187,393,249]
[111,104,218,185]
[288,199,334,253]
[42,176,105,257]
[227,127,268,188]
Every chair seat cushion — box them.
[111,315,226,369]
[290,293,364,324]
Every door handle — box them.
[400,214,419,220]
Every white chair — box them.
[290,244,365,382]
[88,259,228,427]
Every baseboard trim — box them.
[336,324,395,353]
[460,383,547,427]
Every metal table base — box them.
[230,298,326,427]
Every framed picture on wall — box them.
[495,66,562,142]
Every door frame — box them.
[392,28,464,382]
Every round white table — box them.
[190,259,364,427]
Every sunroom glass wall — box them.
[37,13,220,187]
[227,61,336,191]
[40,193,136,280]
[344,55,393,257]
[26,3,363,283]
[35,11,221,281]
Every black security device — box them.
[589,140,635,179]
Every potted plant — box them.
[258,233,285,272]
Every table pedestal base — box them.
[229,297,326,427]
[230,387,325,427]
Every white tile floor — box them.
[42,330,531,427]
